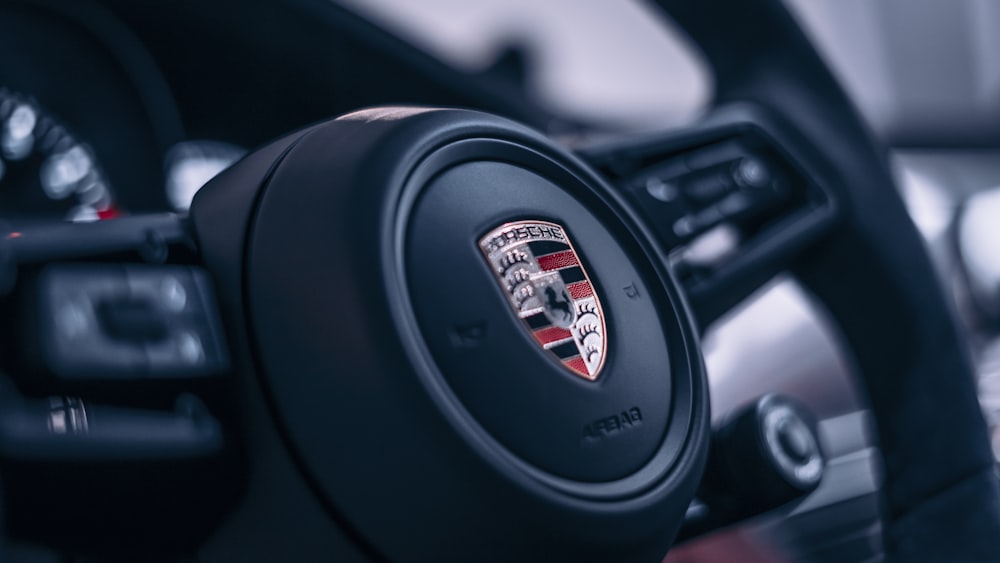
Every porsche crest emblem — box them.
[479,220,607,381]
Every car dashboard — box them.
[1,1,995,562]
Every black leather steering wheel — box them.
[1,0,998,561]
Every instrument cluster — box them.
[0,0,243,224]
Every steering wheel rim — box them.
[656,0,1000,559]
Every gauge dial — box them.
[0,88,120,222]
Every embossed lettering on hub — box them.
[582,407,643,443]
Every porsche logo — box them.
[479,220,607,381]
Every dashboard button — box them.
[31,264,228,379]
[95,296,169,344]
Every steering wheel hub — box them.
[407,154,678,482]
[191,107,710,561]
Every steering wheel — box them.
[2,0,999,561]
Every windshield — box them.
[334,0,713,131]
[339,0,1000,147]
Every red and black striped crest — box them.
[479,220,607,381]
